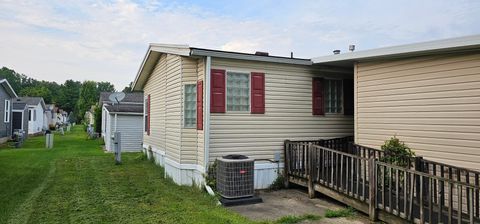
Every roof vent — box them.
[333,50,341,55]
[349,45,355,52]
[254,51,269,56]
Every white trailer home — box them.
[100,92,144,152]
[15,97,46,135]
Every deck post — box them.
[415,156,424,202]
[369,157,377,221]
[307,143,315,198]
[283,140,290,188]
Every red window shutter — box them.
[251,72,265,114]
[197,80,204,130]
[312,78,324,115]
[147,94,151,135]
[210,69,226,113]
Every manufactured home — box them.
[0,79,17,143]
[132,45,354,188]
[15,97,47,135]
[100,92,144,152]
[132,35,480,188]
[313,35,480,171]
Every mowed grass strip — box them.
[0,126,251,224]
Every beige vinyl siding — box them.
[209,58,354,161]
[181,57,199,164]
[355,52,480,170]
[144,54,182,163]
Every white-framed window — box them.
[184,84,197,128]
[227,72,250,112]
[4,100,10,123]
[324,79,343,114]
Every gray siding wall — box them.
[116,115,143,152]
[0,87,12,139]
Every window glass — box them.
[144,98,148,132]
[4,100,10,123]
[227,72,249,112]
[184,84,196,128]
[324,79,343,114]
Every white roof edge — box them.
[132,43,312,90]
[312,34,480,64]
[0,79,18,98]
[132,44,191,90]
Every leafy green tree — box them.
[122,82,133,93]
[19,86,53,102]
[97,81,115,93]
[93,106,102,133]
[58,80,81,113]
[76,81,98,122]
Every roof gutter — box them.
[108,112,144,115]
[312,34,480,64]
[0,79,18,98]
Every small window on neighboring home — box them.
[324,79,343,114]
[184,84,197,128]
[4,100,10,123]
[144,98,148,132]
[29,110,32,121]
[227,72,249,112]
[33,110,36,121]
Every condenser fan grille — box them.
[216,155,254,199]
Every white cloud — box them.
[0,0,479,90]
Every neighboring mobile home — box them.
[132,44,354,188]
[312,35,480,170]
[15,97,47,135]
[103,104,144,152]
[0,79,17,143]
[100,92,144,152]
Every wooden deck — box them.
[284,138,480,224]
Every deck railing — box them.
[284,138,480,223]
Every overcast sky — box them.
[1,0,479,90]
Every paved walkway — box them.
[229,189,370,223]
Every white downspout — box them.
[204,56,211,173]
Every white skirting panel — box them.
[143,144,204,187]
[143,144,284,189]
[254,163,284,189]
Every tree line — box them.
[0,66,119,122]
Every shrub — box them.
[268,173,285,191]
[205,160,218,190]
[381,136,415,168]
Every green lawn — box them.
[0,126,252,224]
